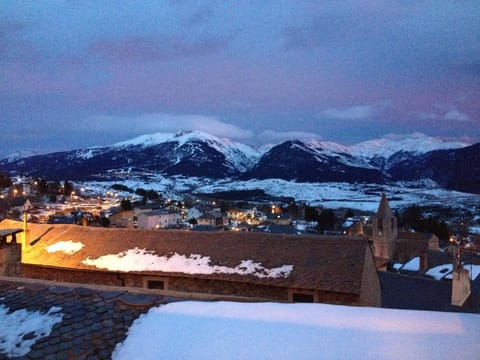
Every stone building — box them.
[369,194,439,269]
[371,193,398,263]
[0,219,381,306]
[137,209,181,229]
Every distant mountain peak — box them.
[350,132,470,159]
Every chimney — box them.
[0,230,23,276]
[451,268,471,307]
[419,251,429,272]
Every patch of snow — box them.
[305,139,351,155]
[392,262,403,271]
[462,264,480,281]
[77,176,480,214]
[173,131,260,172]
[112,301,480,360]
[113,133,176,148]
[1,149,41,162]
[425,264,453,280]
[74,148,104,160]
[469,226,480,235]
[0,305,63,357]
[82,248,293,278]
[46,240,85,255]
[402,257,420,271]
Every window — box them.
[147,280,165,290]
[378,218,383,230]
[292,292,315,303]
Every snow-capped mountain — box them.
[0,131,260,180]
[386,143,480,193]
[350,133,469,159]
[0,131,478,193]
[245,140,384,183]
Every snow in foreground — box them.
[113,301,480,360]
[0,305,63,357]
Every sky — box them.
[1,1,479,157]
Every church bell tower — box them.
[372,194,398,260]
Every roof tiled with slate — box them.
[0,276,166,359]
[1,220,371,295]
[380,271,480,314]
[397,232,435,241]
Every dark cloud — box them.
[0,1,479,156]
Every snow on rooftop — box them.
[113,301,480,360]
[0,305,63,357]
[425,264,453,280]
[467,264,480,281]
[402,256,420,271]
[82,248,294,278]
[46,240,84,255]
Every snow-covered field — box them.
[79,176,480,213]
[113,301,480,360]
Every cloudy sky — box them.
[1,1,479,156]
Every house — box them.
[196,211,224,228]
[1,219,381,306]
[226,208,247,221]
[187,205,220,221]
[266,213,292,226]
[137,210,181,229]
[109,209,134,228]
[10,197,33,213]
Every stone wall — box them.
[21,264,367,305]
[360,246,382,307]
[0,244,21,276]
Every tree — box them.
[100,216,110,227]
[112,183,133,193]
[400,205,451,243]
[63,180,74,196]
[317,209,336,231]
[304,206,319,222]
[344,209,354,219]
[401,205,422,229]
[35,179,48,193]
[120,199,133,211]
[0,173,11,188]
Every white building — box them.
[137,210,181,230]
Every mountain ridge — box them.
[0,131,478,194]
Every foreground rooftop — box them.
[0,277,167,359]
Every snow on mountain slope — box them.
[1,149,43,163]
[97,131,261,174]
[113,133,176,148]
[350,133,470,159]
[304,139,351,155]
[172,131,261,171]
